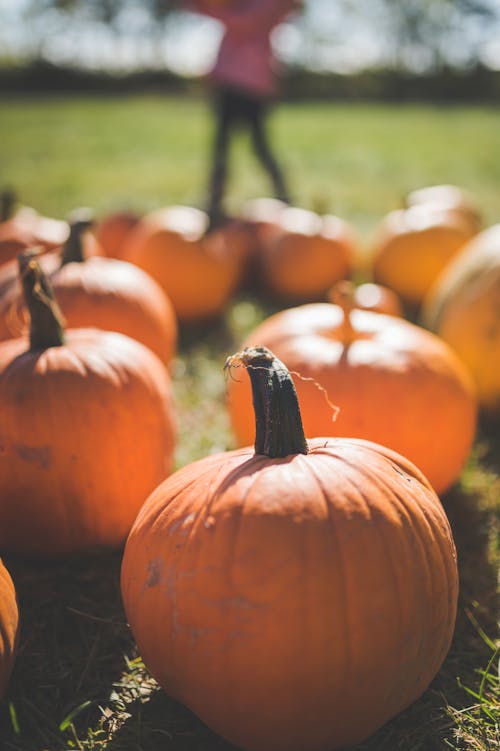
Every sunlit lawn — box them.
[0,94,499,751]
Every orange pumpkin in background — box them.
[227,288,477,494]
[0,558,18,700]
[422,223,500,415]
[371,202,476,307]
[0,188,68,268]
[255,206,357,303]
[94,209,142,259]
[328,281,403,317]
[122,346,458,751]
[0,256,176,557]
[405,183,482,236]
[0,215,177,364]
[122,205,249,323]
[240,196,288,248]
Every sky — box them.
[1,0,500,73]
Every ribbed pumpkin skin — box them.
[121,437,458,751]
[0,329,176,557]
[259,208,356,303]
[227,304,477,494]
[0,256,177,364]
[122,207,247,323]
[372,204,476,306]
[0,559,18,699]
[422,224,500,413]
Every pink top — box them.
[187,0,298,98]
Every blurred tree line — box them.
[1,0,500,100]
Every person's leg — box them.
[248,99,291,204]
[207,88,233,228]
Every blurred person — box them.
[183,0,302,230]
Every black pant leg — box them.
[248,101,291,204]
[207,90,233,222]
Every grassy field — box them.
[0,94,499,751]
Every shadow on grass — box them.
[0,549,130,751]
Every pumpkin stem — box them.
[1,188,16,222]
[330,280,356,344]
[19,253,66,350]
[225,346,308,458]
[60,209,94,266]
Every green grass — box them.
[1,95,500,236]
[0,94,499,751]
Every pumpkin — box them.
[0,256,176,557]
[0,189,68,268]
[227,292,477,494]
[422,223,500,414]
[256,206,357,303]
[328,281,403,316]
[240,197,288,249]
[0,558,19,699]
[121,346,458,751]
[0,215,177,364]
[406,184,482,235]
[371,203,476,307]
[94,209,141,259]
[121,205,249,323]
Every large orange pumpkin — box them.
[121,205,249,323]
[121,346,458,751]
[0,257,176,557]
[227,297,477,494]
[256,206,357,303]
[371,203,476,307]
[422,223,500,414]
[0,558,19,699]
[0,217,177,364]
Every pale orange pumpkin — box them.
[227,295,477,494]
[122,346,458,751]
[94,209,141,259]
[371,203,476,307]
[0,257,176,557]
[422,223,500,414]
[122,205,249,323]
[256,206,357,303]
[0,558,18,699]
[0,217,177,364]
[406,184,482,235]
[240,196,289,249]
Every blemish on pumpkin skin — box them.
[146,559,163,588]
[14,444,51,470]
[204,515,216,529]
[392,463,413,482]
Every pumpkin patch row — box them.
[0,182,495,748]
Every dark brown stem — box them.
[60,209,94,266]
[19,253,66,350]
[225,346,308,458]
